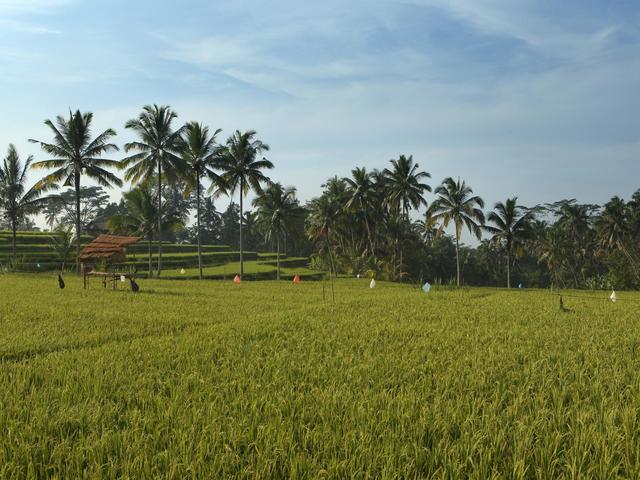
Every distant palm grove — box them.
[1,106,639,289]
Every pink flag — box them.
[233,275,241,284]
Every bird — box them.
[57,274,65,290]
[130,278,140,293]
[559,295,571,313]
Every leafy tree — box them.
[253,183,301,279]
[484,197,535,288]
[121,105,184,277]
[43,186,111,231]
[195,197,222,244]
[49,223,74,272]
[107,182,183,277]
[30,110,121,272]
[430,177,485,286]
[0,144,56,265]
[217,130,273,278]
[221,202,241,249]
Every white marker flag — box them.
[369,278,376,289]
[610,290,617,303]
[422,282,431,293]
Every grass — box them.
[161,257,318,279]
[1,274,639,478]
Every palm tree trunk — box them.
[363,209,374,254]
[148,237,153,278]
[326,231,335,301]
[11,218,17,267]
[506,242,511,289]
[276,234,280,280]
[197,179,203,280]
[239,178,244,279]
[74,172,81,274]
[455,235,461,287]
[157,160,163,277]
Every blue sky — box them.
[1,0,639,229]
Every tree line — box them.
[1,106,639,288]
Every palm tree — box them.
[535,223,568,288]
[382,155,431,219]
[253,183,300,280]
[181,122,226,279]
[484,197,534,288]
[415,208,438,246]
[121,105,184,277]
[430,177,485,286]
[107,182,183,277]
[306,194,341,299]
[596,196,639,279]
[344,167,375,253]
[29,110,121,272]
[382,155,431,274]
[0,145,56,265]
[218,130,273,278]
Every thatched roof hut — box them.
[78,234,141,264]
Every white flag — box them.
[369,278,376,289]
[180,268,186,275]
[422,282,431,293]
[610,290,617,303]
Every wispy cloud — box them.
[1,0,639,224]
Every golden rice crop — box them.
[0,274,639,478]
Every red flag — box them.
[293,274,300,284]
[233,275,241,284]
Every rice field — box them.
[1,273,639,478]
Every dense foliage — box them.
[1,105,638,287]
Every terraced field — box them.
[0,231,315,279]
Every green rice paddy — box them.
[1,274,639,478]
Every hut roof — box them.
[78,234,141,262]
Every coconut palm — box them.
[29,110,121,272]
[430,177,485,286]
[181,122,226,279]
[535,223,569,288]
[120,105,184,277]
[344,167,375,253]
[415,207,438,245]
[0,145,56,265]
[253,183,300,280]
[306,194,341,274]
[217,130,273,278]
[382,155,430,274]
[596,196,639,279]
[484,197,535,288]
[107,182,183,277]
[382,155,431,219]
